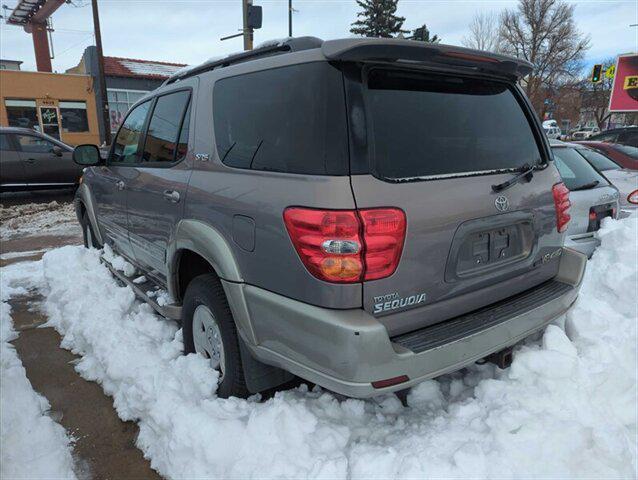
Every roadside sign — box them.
[609,54,638,112]
[605,65,615,79]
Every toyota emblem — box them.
[494,195,510,212]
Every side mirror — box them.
[52,145,63,157]
[73,144,102,166]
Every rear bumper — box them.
[565,232,600,258]
[229,247,586,398]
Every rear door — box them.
[126,88,193,279]
[347,68,564,335]
[0,133,26,187]
[15,134,78,186]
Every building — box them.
[0,59,23,71]
[0,69,100,145]
[68,47,186,141]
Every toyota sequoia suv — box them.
[72,37,586,398]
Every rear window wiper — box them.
[491,163,537,192]
[570,180,600,191]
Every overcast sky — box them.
[0,0,635,73]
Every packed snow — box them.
[0,262,77,479]
[1,215,636,478]
[0,201,79,239]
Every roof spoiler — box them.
[322,39,533,80]
[163,36,323,86]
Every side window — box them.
[175,102,191,163]
[111,101,151,164]
[0,134,16,151]
[619,131,638,147]
[213,62,348,175]
[594,132,618,143]
[142,90,190,164]
[16,135,57,154]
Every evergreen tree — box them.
[350,0,408,38]
[411,24,440,43]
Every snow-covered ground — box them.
[1,216,636,478]
[0,201,79,239]
[1,263,77,479]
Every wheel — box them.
[182,273,249,398]
[82,212,100,249]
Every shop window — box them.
[60,101,89,133]
[108,89,149,133]
[5,99,39,131]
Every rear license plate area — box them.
[445,212,535,282]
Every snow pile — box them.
[101,244,136,276]
[0,263,77,479]
[0,201,79,239]
[24,216,638,477]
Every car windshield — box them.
[552,147,608,190]
[614,144,638,159]
[364,69,542,180]
[576,148,621,171]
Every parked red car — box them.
[574,141,638,170]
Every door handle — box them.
[163,190,180,203]
[115,180,125,191]
[24,158,36,164]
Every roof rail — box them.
[163,36,323,86]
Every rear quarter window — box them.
[213,62,348,175]
[364,69,543,180]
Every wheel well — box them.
[176,250,218,302]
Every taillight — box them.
[283,207,406,283]
[552,182,571,233]
[628,189,638,205]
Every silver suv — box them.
[72,37,586,398]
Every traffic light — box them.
[591,64,603,83]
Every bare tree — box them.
[499,0,590,117]
[462,12,500,52]
[579,58,616,129]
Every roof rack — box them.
[163,36,323,86]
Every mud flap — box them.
[238,337,294,394]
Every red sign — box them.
[609,54,638,112]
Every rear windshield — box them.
[365,69,543,180]
[576,148,620,171]
[552,147,608,190]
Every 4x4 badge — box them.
[495,195,510,212]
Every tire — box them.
[82,212,100,249]
[182,273,249,398]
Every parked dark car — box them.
[0,127,81,191]
[587,126,638,147]
[574,141,638,170]
[72,37,586,399]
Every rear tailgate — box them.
[348,68,566,336]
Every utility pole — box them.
[242,0,253,50]
[288,0,292,37]
[91,0,111,145]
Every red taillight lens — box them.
[359,208,407,281]
[628,189,638,205]
[283,207,406,283]
[552,182,571,233]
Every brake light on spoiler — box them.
[283,207,406,283]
